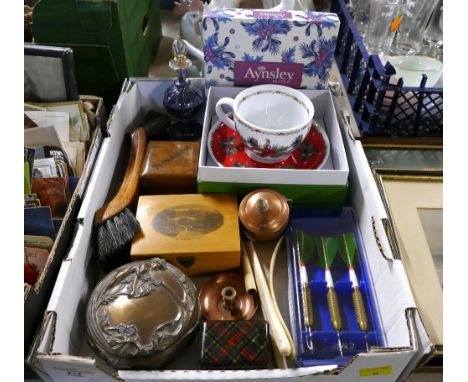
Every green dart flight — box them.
[316,235,338,271]
[337,233,369,333]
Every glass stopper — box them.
[169,35,191,71]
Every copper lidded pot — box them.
[238,189,289,241]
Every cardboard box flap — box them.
[345,135,399,262]
[328,62,362,139]
[118,350,414,381]
[33,223,100,356]
[77,140,119,223]
[397,308,434,380]
[41,312,57,354]
[120,77,135,95]
[341,126,419,349]
[120,366,335,381]
[35,354,120,382]
[35,80,151,356]
[334,73,436,366]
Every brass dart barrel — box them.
[327,287,342,331]
[352,287,368,331]
[301,284,313,327]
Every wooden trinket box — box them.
[131,194,240,276]
[140,141,200,194]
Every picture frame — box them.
[364,147,443,171]
[372,168,443,362]
[360,136,443,149]
[24,44,79,102]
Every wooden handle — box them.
[95,128,147,224]
[245,240,291,357]
[240,240,257,295]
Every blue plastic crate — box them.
[330,0,443,138]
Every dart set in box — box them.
[286,207,383,367]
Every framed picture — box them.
[373,168,443,355]
[364,147,443,171]
[24,44,79,102]
[360,136,443,149]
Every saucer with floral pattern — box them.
[208,116,330,169]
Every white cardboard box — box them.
[29,79,428,382]
[198,86,349,206]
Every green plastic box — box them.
[197,181,348,207]
[31,0,162,109]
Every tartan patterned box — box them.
[200,320,271,369]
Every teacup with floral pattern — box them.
[215,84,314,163]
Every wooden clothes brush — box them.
[94,127,147,270]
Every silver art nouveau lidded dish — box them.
[86,258,200,369]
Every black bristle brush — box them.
[94,127,147,270]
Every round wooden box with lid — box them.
[86,258,200,369]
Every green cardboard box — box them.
[31,0,162,109]
[197,181,348,207]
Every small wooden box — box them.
[131,194,241,276]
[140,141,200,194]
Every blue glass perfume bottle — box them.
[163,36,205,140]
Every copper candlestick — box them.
[199,273,258,321]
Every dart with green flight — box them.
[294,229,314,350]
[337,233,368,332]
[316,236,343,357]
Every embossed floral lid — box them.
[86,258,200,369]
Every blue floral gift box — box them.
[201,8,340,91]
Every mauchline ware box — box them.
[24,95,105,360]
[198,86,349,207]
[28,78,427,382]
